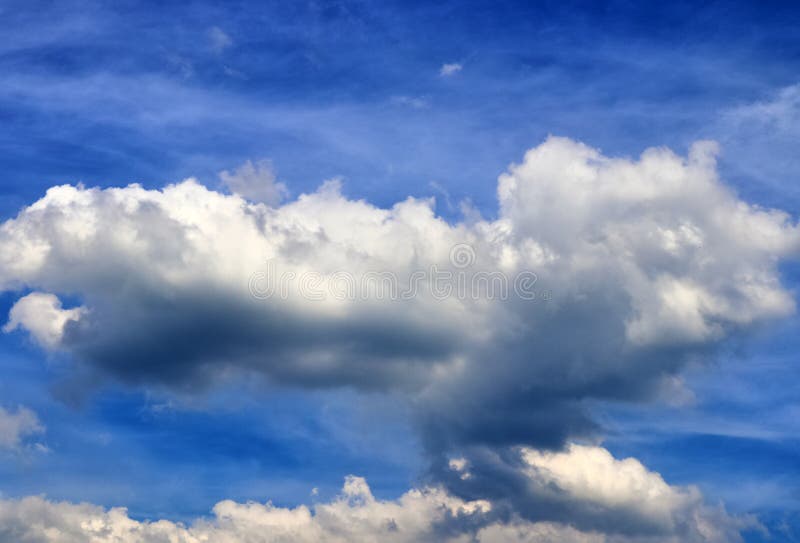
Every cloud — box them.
[0,136,797,525]
[208,26,232,54]
[514,444,742,536]
[440,63,463,76]
[0,405,44,451]
[4,292,86,349]
[0,447,758,542]
[726,84,800,130]
[219,159,289,205]
[2,135,796,410]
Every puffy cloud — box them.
[2,136,796,415]
[414,138,797,458]
[0,405,44,451]
[219,160,289,205]
[0,136,796,526]
[436,442,759,540]
[0,448,757,542]
[496,138,796,344]
[522,445,687,523]
[517,444,746,539]
[4,292,85,349]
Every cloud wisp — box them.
[208,26,233,54]
[440,62,463,76]
[219,159,289,206]
[0,405,44,452]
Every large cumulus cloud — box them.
[0,444,757,543]
[1,136,797,532]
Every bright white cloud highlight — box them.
[3,292,85,349]
[3,137,793,358]
[496,138,796,344]
[522,444,706,533]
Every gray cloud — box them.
[219,159,288,205]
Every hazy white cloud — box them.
[440,62,463,76]
[5,138,792,361]
[726,83,800,129]
[0,446,757,542]
[219,159,288,205]
[716,82,800,204]
[499,139,796,342]
[0,405,44,451]
[208,26,232,54]
[392,95,430,109]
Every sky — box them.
[0,1,799,542]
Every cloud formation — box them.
[0,444,756,542]
[3,292,86,349]
[1,136,797,527]
[0,405,44,451]
[440,62,463,76]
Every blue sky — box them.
[1,1,800,542]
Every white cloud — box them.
[440,63,463,77]
[4,292,85,349]
[495,138,796,344]
[219,159,289,205]
[0,447,757,542]
[1,137,796,418]
[0,405,44,451]
[522,444,703,533]
[4,137,793,359]
[0,136,796,525]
